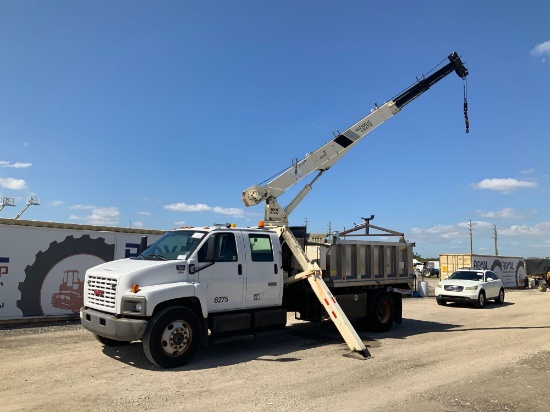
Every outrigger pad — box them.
[343,349,372,360]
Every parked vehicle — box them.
[435,269,505,308]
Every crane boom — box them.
[242,52,468,227]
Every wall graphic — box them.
[17,235,115,317]
[0,222,163,320]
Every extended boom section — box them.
[242,51,468,227]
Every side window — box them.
[248,234,274,262]
[218,233,238,262]
[486,271,497,281]
[197,233,238,263]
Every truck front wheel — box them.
[366,290,394,333]
[143,306,202,368]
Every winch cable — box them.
[463,76,469,133]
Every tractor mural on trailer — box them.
[51,269,84,312]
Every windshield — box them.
[448,271,483,281]
[141,230,207,260]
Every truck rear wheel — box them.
[366,290,394,333]
[143,306,202,368]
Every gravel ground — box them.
[1,281,550,412]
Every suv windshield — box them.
[140,230,206,261]
[448,271,483,281]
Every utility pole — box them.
[469,219,473,257]
[493,224,498,256]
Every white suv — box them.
[435,269,505,308]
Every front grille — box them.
[86,275,117,309]
[444,285,464,292]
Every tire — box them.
[436,298,447,306]
[17,235,115,316]
[422,269,432,277]
[475,291,486,308]
[366,290,394,333]
[143,306,202,368]
[495,288,505,304]
[95,335,131,347]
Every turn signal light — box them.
[131,284,140,293]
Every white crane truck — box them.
[80,52,469,368]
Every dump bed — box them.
[306,238,414,289]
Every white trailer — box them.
[439,253,526,288]
[0,218,164,321]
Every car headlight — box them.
[465,285,479,290]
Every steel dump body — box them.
[303,238,414,289]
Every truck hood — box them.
[87,258,189,289]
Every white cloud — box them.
[164,202,244,217]
[520,168,534,175]
[476,208,521,219]
[0,178,27,190]
[212,206,244,216]
[174,220,187,226]
[69,206,120,226]
[0,161,32,168]
[132,221,144,228]
[137,211,151,216]
[69,204,96,210]
[165,203,212,212]
[471,178,537,193]
[48,200,64,207]
[530,40,550,61]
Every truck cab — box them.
[80,225,286,368]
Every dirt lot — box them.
[2,282,550,412]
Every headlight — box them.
[121,296,146,315]
[465,285,479,290]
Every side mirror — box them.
[188,258,197,274]
[486,278,494,282]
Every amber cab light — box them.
[131,284,140,293]
[258,220,265,228]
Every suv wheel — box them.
[475,291,486,308]
[495,288,505,304]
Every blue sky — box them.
[1,1,549,259]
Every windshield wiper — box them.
[145,254,168,261]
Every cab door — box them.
[194,232,244,311]
[243,232,283,308]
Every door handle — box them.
[274,263,278,274]
[238,264,242,275]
